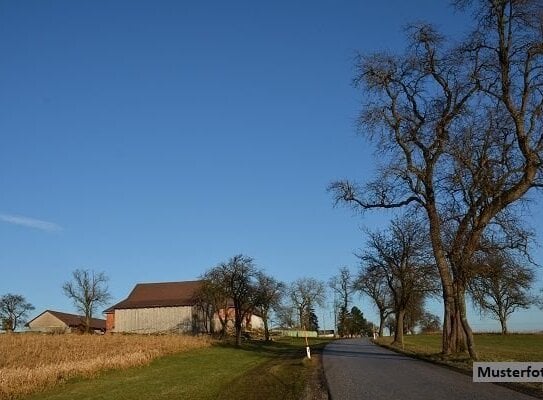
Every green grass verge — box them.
[218,338,330,400]
[374,334,543,398]
[375,333,543,364]
[22,337,330,400]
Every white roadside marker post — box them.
[304,326,311,359]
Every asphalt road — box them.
[322,338,537,400]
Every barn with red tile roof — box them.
[104,280,204,334]
[104,280,264,334]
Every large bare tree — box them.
[469,251,536,334]
[254,272,284,341]
[359,216,439,346]
[193,278,230,335]
[354,265,393,337]
[329,0,543,359]
[202,254,259,346]
[274,302,297,329]
[0,293,34,332]
[329,267,356,337]
[63,269,111,333]
[289,277,326,330]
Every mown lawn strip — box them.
[21,337,331,400]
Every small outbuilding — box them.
[27,310,106,333]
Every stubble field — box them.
[0,333,211,399]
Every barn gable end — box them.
[104,280,204,334]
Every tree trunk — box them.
[235,319,242,346]
[264,317,270,341]
[217,312,227,338]
[426,204,468,356]
[500,315,508,335]
[439,275,468,355]
[378,311,385,337]
[456,285,477,359]
[393,309,405,346]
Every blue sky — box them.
[1,0,542,332]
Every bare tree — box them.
[404,293,425,335]
[62,269,111,333]
[359,216,439,346]
[419,312,441,333]
[538,289,543,310]
[385,315,396,337]
[202,254,259,346]
[274,302,296,329]
[0,293,34,332]
[193,278,229,335]
[289,277,326,330]
[355,265,393,337]
[329,267,356,337]
[469,251,536,334]
[254,272,284,341]
[329,0,543,359]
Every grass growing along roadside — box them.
[218,338,330,400]
[19,337,331,400]
[374,333,543,365]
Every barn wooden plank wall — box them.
[115,306,193,333]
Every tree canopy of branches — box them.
[0,293,34,332]
[329,0,543,359]
[202,254,259,346]
[274,302,297,329]
[193,278,229,335]
[62,269,111,333]
[404,292,426,335]
[254,272,284,341]
[358,216,439,346]
[355,264,393,337]
[329,267,356,337]
[469,251,536,334]
[419,312,442,333]
[289,277,326,330]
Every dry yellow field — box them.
[0,333,211,399]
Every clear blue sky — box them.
[1,0,541,332]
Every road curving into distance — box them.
[322,338,537,400]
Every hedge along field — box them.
[0,333,211,399]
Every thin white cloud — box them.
[0,214,62,232]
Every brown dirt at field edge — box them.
[302,354,329,400]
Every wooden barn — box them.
[104,281,202,334]
[27,310,106,333]
[104,280,264,334]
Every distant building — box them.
[27,310,106,333]
[104,280,263,334]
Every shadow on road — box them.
[324,347,414,361]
